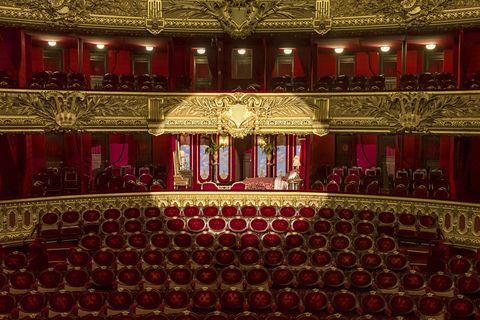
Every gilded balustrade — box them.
[2,89,480,136]
[0,192,479,248]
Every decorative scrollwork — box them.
[164,0,315,38]
[359,0,450,28]
[333,92,480,133]
[13,91,143,132]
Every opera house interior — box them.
[1,0,480,319]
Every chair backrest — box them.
[310,180,325,192]
[365,181,380,194]
[344,181,359,193]
[393,184,408,196]
[326,180,340,193]
[202,182,219,191]
[413,185,428,198]
[231,182,246,191]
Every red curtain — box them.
[207,46,218,89]
[266,45,278,89]
[296,45,311,84]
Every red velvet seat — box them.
[357,210,375,221]
[143,266,167,288]
[402,270,426,295]
[91,267,115,288]
[262,232,282,248]
[318,207,335,219]
[164,288,190,313]
[417,294,444,318]
[0,292,16,317]
[397,212,417,238]
[311,249,332,268]
[135,289,162,315]
[170,267,193,287]
[117,248,140,267]
[271,218,289,233]
[331,234,351,251]
[292,218,310,233]
[284,232,304,249]
[49,291,76,316]
[241,206,257,217]
[194,267,218,288]
[250,218,269,232]
[101,219,121,234]
[208,217,227,232]
[239,248,260,266]
[117,266,141,290]
[356,221,375,236]
[82,210,101,233]
[78,290,105,317]
[448,255,472,274]
[229,217,248,233]
[376,235,397,253]
[276,289,301,312]
[447,295,476,319]
[271,266,295,286]
[61,211,82,237]
[388,293,415,316]
[375,270,399,293]
[360,292,386,315]
[353,235,374,251]
[191,249,212,266]
[245,267,269,288]
[335,220,354,234]
[106,290,133,315]
[184,206,200,217]
[260,206,277,217]
[67,249,91,268]
[64,268,89,291]
[124,219,142,234]
[384,251,408,271]
[187,218,206,232]
[287,249,308,266]
[281,206,297,217]
[40,212,60,238]
[104,208,121,220]
[338,208,355,220]
[93,248,116,268]
[205,312,228,320]
[240,232,260,248]
[332,290,357,313]
[456,273,480,295]
[335,250,358,269]
[308,233,327,249]
[303,289,328,313]
[215,249,236,266]
[3,251,27,272]
[195,232,215,248]
[167,249,189,266]
[429,272,454,297]
[80,233,102,251]
[166,218,185,232]
[19,291,46,319]
[217,232,237,248]
[150,232,171,249]
[323,267,346,288]
[9,270,36,294]
[220,289,245,311]
[37,268,62,292]
[144,207,161,218]
[220,266,243,289]
[173,232,193,248]
[349,268,373,289]
[377,211,396,236]
[193,288,217,310]
[360,251,382,270]
[128,232,148,249]
[313,219,332,234]
[263,249,285,267]
[220,206,236,217]
[297,267,320,287]
[248,290,273,312]
[105,233,126,251]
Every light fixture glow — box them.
[380,46,391,52]
[237,48,247,55]
[334,48,344,54]
[96,44,105,49]
[47,41,57,47]
[146,46,154,52]
[426,43,436,50]
[283,48,293,55]
[196,48,206,55]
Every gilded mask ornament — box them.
[165,0,314,38]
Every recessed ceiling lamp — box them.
[96,44,105,49]
[237,48,247,55]
[334,48,344,54]
[47,41,57,47]
[196,48,206,55]
[283,48,293,55]
[380,46,391,52]
[426,43,436,50]
[146,46,154,52]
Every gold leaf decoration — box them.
[164,0,315,38]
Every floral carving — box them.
[333,92,479,133]
[164,0,314,38]
[359,0,450,28]
[13,91,144,132]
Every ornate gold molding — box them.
[2,90,480,135]
[1,192,479,248]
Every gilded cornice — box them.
[2,89,480,135]
[0,192,479,248]
[0,0,478,36]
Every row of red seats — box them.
[101,74,167,92]
[28,71,87,90]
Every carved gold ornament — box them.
[359,0,449,28]
[14,0,125,25]
[164,0,315,38]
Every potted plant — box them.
[259,136,275,162]
[205,137,223,163]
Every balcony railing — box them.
[1,89,480,136]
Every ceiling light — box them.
[334,48,344,54]
[146,46,154,52]
[283,48,293,55]
[196,48,206,55]
[380,46,390,52]
[96,44,105,49]
[237,48,247,55]
[47,41,57,47]
[426,43,436,50]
